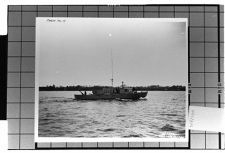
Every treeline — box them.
[39,85,186,91]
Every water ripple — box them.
[38,91,186,138]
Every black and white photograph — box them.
[35,18,188,142]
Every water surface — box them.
[39,91,186,138]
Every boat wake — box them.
[40,97,75,103]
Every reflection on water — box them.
[39,91,186,138]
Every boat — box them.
[74,82,148,100]
[74,38,148,101]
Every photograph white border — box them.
[35,18,189,142]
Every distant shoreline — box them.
[39,85,186,91]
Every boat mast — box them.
[110,49,114,87]
[109,33,114,87]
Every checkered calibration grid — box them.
[7,5,224,149]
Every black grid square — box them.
[8,27,21,41]
[22,12,37,26]
[8,42,21,56]
[144,12,158,18]
[190,28,204,42]
[53,5,67,11]
[7,88,20,103]
[22,5,37,11]
[144,6,158,12]
[99,6,113,12]
[37,5,52,12]
[8,12,21,26]
[190,13,204,26]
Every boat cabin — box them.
[92,86,134,95]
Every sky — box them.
[36,18,188,87]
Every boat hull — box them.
[74,92,148,100]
